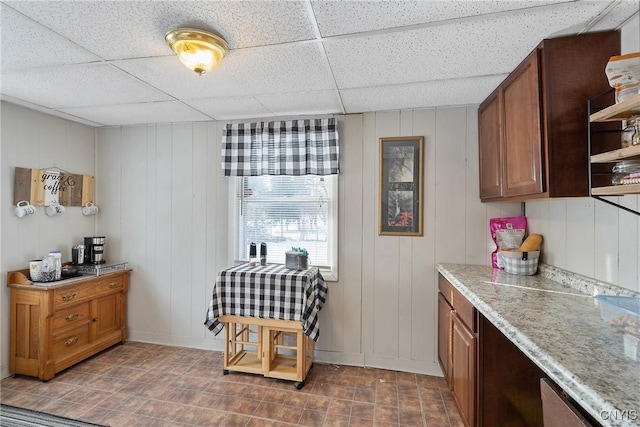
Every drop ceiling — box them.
[1,1,638,127]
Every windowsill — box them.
[233,260,337,282]
[319,268,337,282]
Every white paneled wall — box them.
[94,107,520,375]
[5,103,637,380]
[96,122,230,348]
[0,102,97,378]
[526,197,640,292]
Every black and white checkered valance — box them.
[221,118,339,176]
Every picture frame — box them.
[378,136,424,236]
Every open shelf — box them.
[591,144,640,163]
[589,91,640,216]
[590,94,640,122]
[591,184,640,196]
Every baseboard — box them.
[127,331,444,377]
[363,355,444,377]
[313,350,365,367]
[1,363,9,380]
[128,331,224,351]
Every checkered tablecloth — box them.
[204,263,328,341]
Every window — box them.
[234,175,338,281]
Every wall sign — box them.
[13,167,94,207]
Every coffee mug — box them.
[15,200,36,218]
[46,202,65,216]
[82,202,98,216]
[29,259,44,281]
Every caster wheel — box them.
[223,369,229,375]
[294,381,305,390]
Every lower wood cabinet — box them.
[451,312,477,426]
[438,274,477,427]
[437,273,600,427]
[7,268,130,380]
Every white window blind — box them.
[235,175,337,278]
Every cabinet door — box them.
[91,293,122,341]
[501,49,543,197]
[451,312,477,427]
[478,89,503,200]
[438,293,452,382]
[541,379,592,427]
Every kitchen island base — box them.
[220,315,314,389]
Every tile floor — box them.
[0,342,463,426]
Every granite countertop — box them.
[436,263,640,427]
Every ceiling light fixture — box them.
[165,28,229,76]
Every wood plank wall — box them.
[2,101,638,379]
[1,102,97,379]
[94,107,522,375]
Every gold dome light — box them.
[165,28,228,76]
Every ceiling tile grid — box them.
[255,90,344,117]
[113,41,337,99]
[0,4,100,72]
[340,75,508,113]
[1,0,637,127]
[323,2,608,90]
[310,0,568,37]
[1,63,172,109]
[184,96,275,121]
[59,100,212,127]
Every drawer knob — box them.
[109,282,119,289]
[62,293,76,301]
[65,337,78,346]
[65,313,78,321]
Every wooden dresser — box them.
[7,268,130,380]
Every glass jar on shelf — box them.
[612,160,640,185]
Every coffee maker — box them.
[84,236,106,264]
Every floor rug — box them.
[0,404,107,427]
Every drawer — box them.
[453,291,476,333]
[54,276,123,308]
[52,324,89,359]
[438,274,455,305]
[51,302,90,332]
[438,274,476,332]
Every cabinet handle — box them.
[92,317,98,322]
[62,293,76,301]
[65,313,78,321]
[65,337,78,346]
[109,282,119,289]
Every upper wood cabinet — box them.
[478,30,620,202]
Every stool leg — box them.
[223,322,230,374]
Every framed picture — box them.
[379,136,424,236]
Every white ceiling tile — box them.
[5,1,315,59]
[0,4,100,72]
[255,90,343,116]
[59,101,212,126]
[325,2,605,89]
[184,97,274,121]
[1,63,172,108]
[311,0,570,36]
[590,0,640,32]
[340,75,508,113]
[0,0,635,126]
[114,42,336,99]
